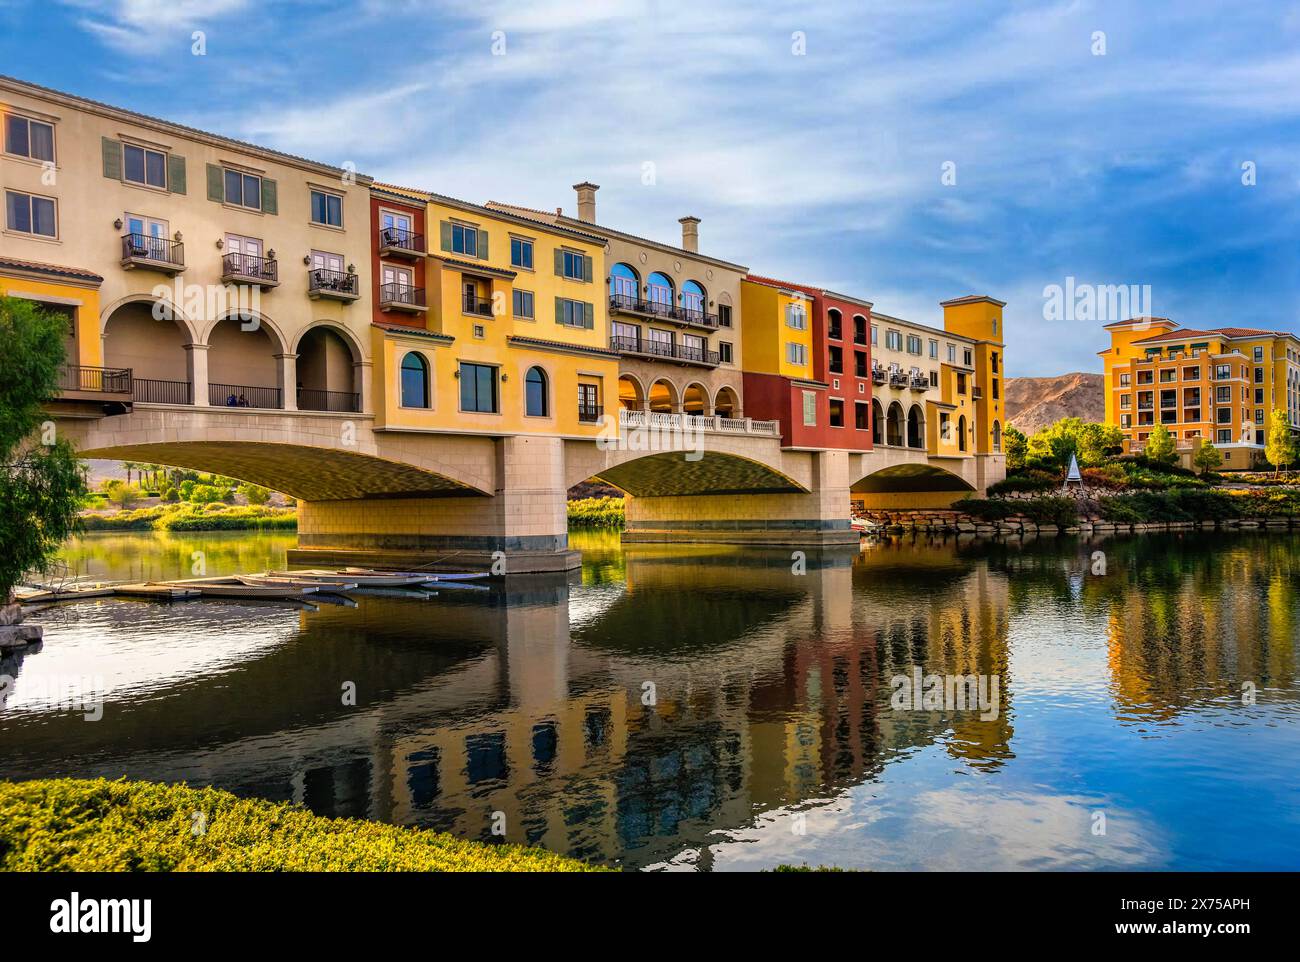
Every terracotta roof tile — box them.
[0,255,103,283]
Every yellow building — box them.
[739,277,814,379]
[1100,318,1300,468]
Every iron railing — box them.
[607,293,719,329]
[298,388,360,413]
[121,232,184,266]
[58,365,133,395]
[134,378,192,404]
[608,334,719,366]
[379,283,425,308]
[308,268,359,297]
[578,401,602,423]
[222,252,278,283]
[210,383,281,409]
[871,367,886,385]
[378,227,425,254]
[463,293,494,316]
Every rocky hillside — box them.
[1004,372,1104,435]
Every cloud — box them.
[65,0,249,55]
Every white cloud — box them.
[65,0,250,55]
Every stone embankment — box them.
[857,508,1298,538]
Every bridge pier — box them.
[622,450,859,546]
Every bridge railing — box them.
[617,408,780,437]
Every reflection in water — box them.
[1,529,1298,870]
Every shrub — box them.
[958,497,1078,527]
[161,487,179,502]
[178,480,196,501]
[188,484,224,504]
[987,470,1057,495]
[567,496,625,528]
[0,778,601,872]
[239,483,271,505]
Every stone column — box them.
[355,359,373,415]
[185,342,209,406]
[276,352,298,411]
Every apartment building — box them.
[368,184,618,439]
[739,276,874,450]
[488,184,745,421]
[1101,317,1300,467]
[1,74,374,415]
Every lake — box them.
[2,529,1298,870]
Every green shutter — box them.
[583,301,594,329]
[554,248,564,276]
[478,229,489,260]
[555,296,564,325]
[260,178,277,215]
[101,137,121,179]
[206,164,224,202]
[440,220,453,252]
[167,154,186,195]
[582,255,593,283]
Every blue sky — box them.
[3,0,1299,375]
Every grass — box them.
[0,778,604,872]
[567,496,625,528]
[80,504,297,532]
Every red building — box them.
[369,185,428,329]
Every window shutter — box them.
[261,178,278,215]
[440,220,453,252]
[167,154,187,195]
[583,301,594,329]
[554,249,564,276]
[206,164,224,202]
[555,296,564,325]
[477,229,489,260]
[582,255,593,283]
[101,137,121,179]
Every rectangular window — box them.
[310,189,343,227]
[718,304,732,328]
[929,338,938,359]
[947,343,956,363]
[1160,389,1177,408]
[786,303,807,329]
[459,362,498,413]
[1255,388,1264,404]
[1216,386,1232,404]
[802,390,817,426]
[956,372,967,395]
[787,342,808,366]
[829,345,843,374]
[1217,429,1232,444]
[829,398,844,427]
[561,249,585,280]
[451,223,478,256]
[1160,368,1176,382]
[1137,370,1154,384]
[929,370,939,387]
[855,351,867,377]
[855,401,869,430]
[1119,373,1131,387]
[1254,347,1265,362]
[1217,408,1232,424]
[224,169,261,209]
[511,237,534,270]
[557,297,588,328]
[871,325,878,346]
[5,190,56,237]
[512,289,535,319]
[1254,367,1265,383]
[5,113,54,162]
[719,341,733,364]
[964,348,973,366]
[886,329,901,351]
[123,143,168,189]
[1120,394,1131,409]
[1215,364,1231,380]
[1120,413,1132,428]
[906,334,922,355]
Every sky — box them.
[3,0,1300,376]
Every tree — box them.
[239,483,271,505]
[1003,425,1028,470]
[1265,409,1297,476]
[1192,439,1222,476]
[0,296,88,601]
[1144,424,1177,465]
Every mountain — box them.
[1003,372,1104,435]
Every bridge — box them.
[54,399,999,573]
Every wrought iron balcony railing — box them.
[222,252,278,285]
[378,227,425,257]
[121,233,184,270]
[379,283,426,310]
[308,268,360,299]
[210,383,282,409]
[298,388,361,413]
[58,365,133,395]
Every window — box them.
[1254,346,1265,362]
[786,302,807,329]
[459,362,498,413]
[1120,414,1132,428]
[1215,364,1231,380]
[557,297,590,328]
[682,280,705,315]
[906,334,922,355]
[963,348,973,366]
[5,113,54,162]
[510,237,534,270]
[886,329,901,351]
[802,391,817,426]
[787,342,808,366]
[1217,408,1232,424]
[1137,370,1154,385]
[224,169,261,209]
[561,249,586,280]
[719,341,733,364]
[1160,368,1176,382]
[947,343,956,363]
[578,383,600,422]
[829,398,844,427]
[991,351,999,373]
[1216,386,1232,404]
[829,345,843,374]
[855,401,869,430]
[525,366,548,417]
[1120,394,1131,409]
[647,272,674,308]
[718,304,732,328]
[992,378,1000,400]
[929,370,939,387]
[929,338,939,359]
[513,289,535,319]
[610,263,638,300]
[871,325,878,346]
[682,333,706,360]
[400,353,429,408]
[123,143,168,189]
[1254,367,1265,383]
[5,190,56,237]
[1183,366,1200,380]
[310,189,343,227]
[1255,388,1264,405]
[956,372,967,395]
[855,351,867,377]
[450,222,478,256]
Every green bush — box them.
[959,496,1079,527]
[161,487,179,502]
[239,483,272,505]
[178,480,196,500]
[986,470,1058,495]
[1097,488,1300,523]
[188,484,224,504]
[567,496,625,528]
[0,778,602,872]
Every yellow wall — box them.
[740,279,813,378]
[941,298,1005,455]
[0,272,102,367]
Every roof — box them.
[1131,326,1294,344]
[939,294,1007,308]
[0,255,103,284]
[744,274,824,298]
[374,185,608,246]
[870,310,976,345]
[0,74,371,181]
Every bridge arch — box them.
[851,461,976,496]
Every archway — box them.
[907,404,924,448]
[886,402,904,447]
[648,379,678,414]
[103,299,194,404]
[958,415,968,452]
[610,262,639,303]
[296,325,360,412]
[872,399,884,446]
[207,314,283,408]
[682,382,709,416]
[714,386,739,419]
[993,420,1002,453]
[618,374,645,411]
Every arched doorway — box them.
[618,374,645,411]
[296,325,359,412]
[907,405,924,448]
[103,299,194,404]
[871,399,884,445]
[714,386,739,419]
[648,379,677,414]
[207,314,283,408]
[682,382,708,416]
[886,402,904,446]
[993,420,1002,453]
[958,415,968,452]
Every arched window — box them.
[400,352,428,408]
[958,415,968,452]
[682,280,705,317]
[993,420,1002,453]
[647,272,674,311]
[907,405,924,448]
[525,366,548,417]
[610,263,638,302]
[887,402,904,447]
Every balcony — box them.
[379,283,427,313]
[889,371,909,389]
[909,375,929,391]
[463,293,494,317]
[308,268,360,303]
[221,252,279,289]
[608,293,719,331]
[609,334,719,367]
[121,233,185,274]
[210,383,282,409]
[972,386,984,400]
[578,401,603,424]
[871,366,887,385]
[134,378,192,404]
[378,227,425,260]
[298,388,360,413]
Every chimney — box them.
[573,182,599,223]
[678,216,700,253]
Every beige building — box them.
[1,75,374,414]
[489,184,746,421]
